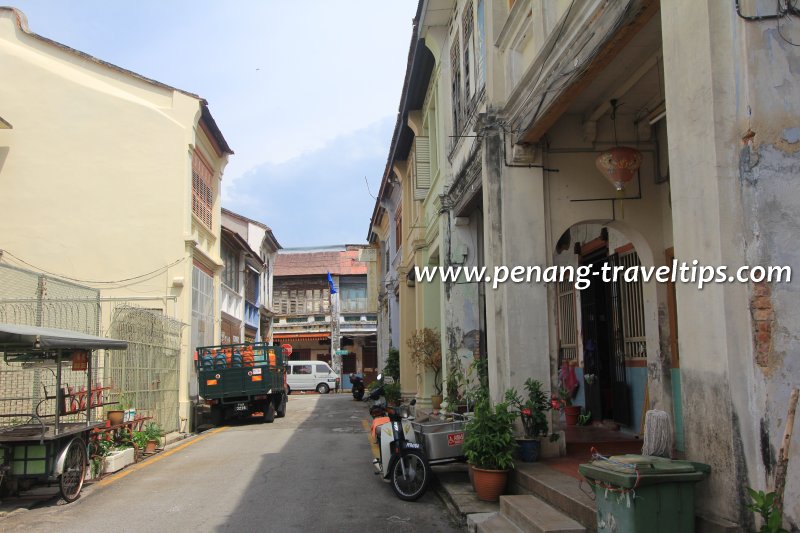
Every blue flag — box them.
[327,272,337,294]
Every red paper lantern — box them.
[595,146,642,191]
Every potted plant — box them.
[557,386,582,426]
[89,439,114,479]
[384,382,402,407]
[407,328,443,409]
[142,422,164,453]
[505,378,551,462]
[462,394,517,502]
[131,430,148,461]
[443,350,465,413]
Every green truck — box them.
[194,342,288,426]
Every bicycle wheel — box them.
[389,449,430,501]
[60,437,87,502]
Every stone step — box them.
[500,495,586,533]
[510,463,597,531]
[476,513,523,533]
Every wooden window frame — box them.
[395,207,403,252]
[192,151,214,229]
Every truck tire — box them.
[262,401,276,423]
[210,405,224,427]
[316,383,330,394]
[276,393,287,418]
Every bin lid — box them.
[579,455,710,488]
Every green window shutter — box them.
[414,136,431,200]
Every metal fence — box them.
[0,264,183,433]
[106,306,182,433]
[0,263,100,334]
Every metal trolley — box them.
[411,413,470,464]
[0,323,127,502]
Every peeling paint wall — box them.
[662,0,800,527]
[741,141,800,527]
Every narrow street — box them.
[0,395,462,533]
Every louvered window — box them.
[463,1,474,99]
[476,0,486,90]
[413,137,431,200]
[395,207,403,252]
[557,281,578,362]
[192,152,214,229]
[450,35,461,132]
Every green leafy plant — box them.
[143,422,164,442]
[746,488,788,533]
[504,378,551,439]
[461,359,485,410]
[131,431,148,450]
[384,347,400,380]
[89,439,114,477]
[556,386,573,408]
[444,350,465,409]
[407,328,443,396]
[578,411,592,426]
[462,395,517,470]
[384,382,402,405]
[116,392,133,411]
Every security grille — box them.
[619,251,647,359]
[106,306,182,433]
[556,281,578,361]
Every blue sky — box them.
[9,1,417,247]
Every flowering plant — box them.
[504,379,551,439]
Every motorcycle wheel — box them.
[353,389,364,401]
[389,449,430,501]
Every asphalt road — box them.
[0,393,463,533]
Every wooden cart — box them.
[0,323,127,502]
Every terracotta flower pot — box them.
[107,410,124,426]
[431,394,443,410]
[145,439,158,453]
[471,466,509,502]
[563,405,582,426]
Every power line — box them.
[0,249,186,286]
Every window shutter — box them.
[414,136,431,200]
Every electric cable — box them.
[0,249,186,286]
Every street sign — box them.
[335,349,349,355]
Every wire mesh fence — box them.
[106,306,182,433]
[0,263,100,334]
[0,264,183,433]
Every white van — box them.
[286,360,339,394]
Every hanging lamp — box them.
[595,146,642,191]
[595,99,642,191]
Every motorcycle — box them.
[350,373,365,401]
[367,374,431,501]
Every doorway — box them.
[580,248,631,426]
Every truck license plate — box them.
[235,402,248,412]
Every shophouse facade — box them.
[221,209,281,344]
[370,0,800,528]
[0,7,232,430]
[273,246,378,387]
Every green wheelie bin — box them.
[578,455,711,533]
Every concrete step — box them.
[476,513,523,533]
[510,463,597,531]
[500,495,586,533]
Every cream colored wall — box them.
[0,10,226,427]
